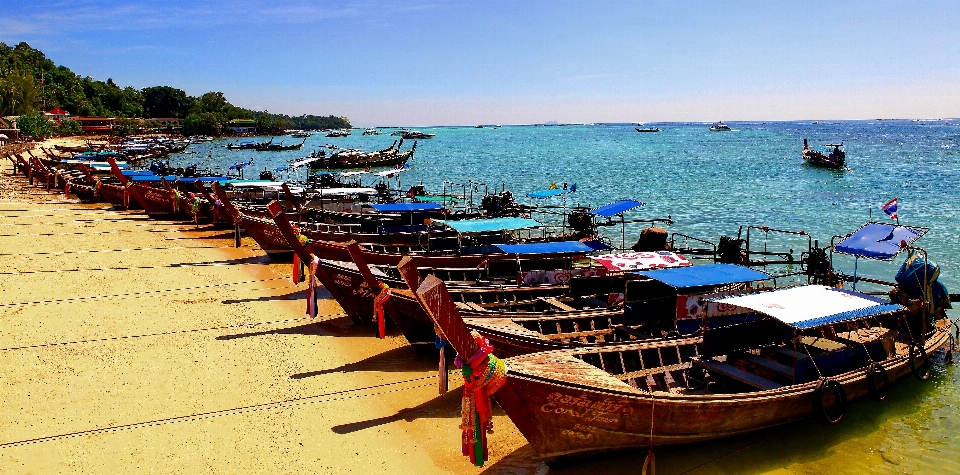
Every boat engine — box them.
[375,182,391,200]
[632,226,670,251]
[804,246,835,285]
[717,236,748,265]
[567,210,595,238]
[259,169,275,181]
[481,190,519,216]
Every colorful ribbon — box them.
[456,331,507,467]
[306,255,319,318]
[373,283,391,339]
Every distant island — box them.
[0,41,350,138]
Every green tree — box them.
[55,118,82,136]
[0,69,40,116]
[15,111,54,139]
[183,112,225,136]
[142,86,193,118]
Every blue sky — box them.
[3,1,959,126]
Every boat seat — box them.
[737,354,794,378]
[539,297,577,312]
[694,358,782,391]
[799,336,847,353]
[773,347,809,361]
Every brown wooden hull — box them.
[126,184,190,219]
[495,330,951,464]
[69,182,100,203]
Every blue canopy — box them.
[834,223,926,260]
[179,177,230,183]
[527,189,572,199]
[274,165,289,172]
[120,170,157,176]
[435,217,541,233]
[369,203,443,213]
[494,240,607,255]
[590,200,644,217]
[636,263,770,289]
[130,175,178,182]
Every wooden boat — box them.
[310,140,416,171]
[411,222,955,467]
[802,139,845,169]
[402,130,435,139]
[326,129,350,138]
[255,138,307,151]
[362,128,381,136]
[227,139,270,150]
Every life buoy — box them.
[908,342,930,381]
[865,363,889,401]
[812,378,846,425]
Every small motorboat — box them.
[709,121,732,131]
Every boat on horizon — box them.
[709,121,731,131]
[402,130,435,139]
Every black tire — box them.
[909,342,931,381]
[812,378,846,425]
[866,363,889,401]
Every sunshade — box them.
[834,223,926,260]
[130,175,178,182]
[369,203,443,213]
[711,285,903,329]
[313,187,377,196]
[590,251,692,271]
[636,263,770,289]
[494,241,598,255]
[527,189,571,199]
[434,217,540,233]
[120,170,157,176]
[590,200,644,217]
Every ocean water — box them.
[173,120,960,474]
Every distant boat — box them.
[802,139,845,169]
[709,121,732,132]
[402,130,435,139]
[390,129,410,136]
[326,129,350,138]
[475,125,484,128]
[635,125,660,133]
[362,128,382,136]
[290,130,312,138]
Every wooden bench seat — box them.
[773,346,809,361]
[799,336,847,352]
[694,359,782,391]
[539,297,577,311]
[738,353,794,378]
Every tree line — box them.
[0,41,351,137]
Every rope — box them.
[455,330,507,467]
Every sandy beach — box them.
[0,141,544,474]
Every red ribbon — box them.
[373,284,390,339]
[306,256,319,318]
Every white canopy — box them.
[711,285,902,329]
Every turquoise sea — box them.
[172,120,959,474]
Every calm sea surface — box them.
[172,120,960,474]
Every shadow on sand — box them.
[331,386,463,434]
[290,345,439,379]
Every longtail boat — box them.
[802,139,845,169]
[412,222,955,467]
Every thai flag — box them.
[882,197,898,220]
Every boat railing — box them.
[668,232,717,259]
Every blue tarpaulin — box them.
[120,170,157,176]
[130,175,178,182]
[636,263,770,289]
[590,200,644,217]
[369,203,443,213]
[494,240,605,255]
[179,177,230,183]
[527,189,571,199]
[435,217,541,233]
[834,223,926,260]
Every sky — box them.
[3,1,960,126]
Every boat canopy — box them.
[178,177,230,183]
[130,175,178,182]
[369,203,443,213]
[288,155,326,169]
[434,217,541,233]
[494,240,606,255]
[120,170,157,176]
[590,200,644,217]
[413,195,459,204]
[711,285,903,330]
[226,180,287,187]
[636,263,770,289]
[590,251,692,271]
[834,223,926,261]
[527,189,571,199]
[313,187,377,196]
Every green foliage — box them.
[112,117,140,137]
[183,112,226,136]
[15,111,54,139]
[55,118,82,136]
[0,42,351,136]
